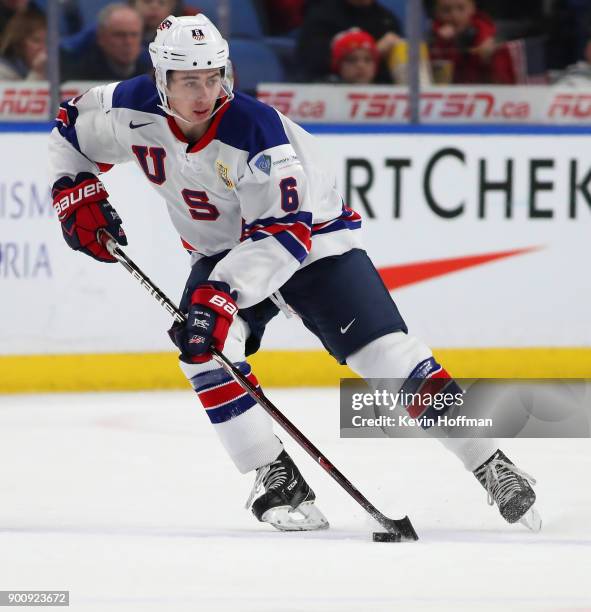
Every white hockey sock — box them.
[347,331,433,379]
[179,316,281,474]
[347,332,498,471]
[435,436,497,472]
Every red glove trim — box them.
[191,286,238,321]
[53,177,109,221]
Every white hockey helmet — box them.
[149,14,234,120]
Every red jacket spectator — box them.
[297,0,401,82]
[330,28,380,83]
[430,9,513,83]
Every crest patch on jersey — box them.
[254,154,272,176]
[216,160,235,189]
[192,28,205,40]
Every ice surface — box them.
[0,389,589,611]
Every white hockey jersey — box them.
[48,75,362,308]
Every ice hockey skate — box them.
[246,449,329,531]
[473,449,541,532]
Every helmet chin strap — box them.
[158,103,193,124]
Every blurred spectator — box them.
[553,16,591,85]
[297,0,401,82]
[129,0,198,46]
[0,7,46,80]
[265,0,305,35]
[0,0,28,36]
[425,0,543,22]
[330,28,379,83]
[546,0,591,70]
[429,0,513,84]
[62,4,149,81]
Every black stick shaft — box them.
[97,230,418,540]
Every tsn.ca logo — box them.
[0,87,79,117]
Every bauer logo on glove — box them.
[52,172,127,263]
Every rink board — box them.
[1,124,590,390]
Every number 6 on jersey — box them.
[280,177,299,212]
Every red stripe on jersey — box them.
[198,372,259,409]
[286,222,312,250]
[312,206,361,232]
[244,221,311,249]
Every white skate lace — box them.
[244,459,288,509]
[476,458,537,508]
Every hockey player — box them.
[49,14,539,532]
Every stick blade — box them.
[372,531,401,542]
[381,516,419,542]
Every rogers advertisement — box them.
[0,82,92,121]
[257,84,591,124]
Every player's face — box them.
[339,49,377,84]
[436,0,475,31]
[166,69,224,124]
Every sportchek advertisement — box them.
[0,130,589,355]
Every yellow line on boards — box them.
[0,348,590,393]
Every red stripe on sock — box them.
[406,370,452,419]
[198,372,259,409]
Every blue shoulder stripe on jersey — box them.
[217,91,289,161]
[111,74,166,116]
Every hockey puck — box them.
[372,532,401,542]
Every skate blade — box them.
[519,505,542,532]
[261,501,330,532]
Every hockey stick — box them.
[97,229,418,541]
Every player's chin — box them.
[191,108,213,122]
